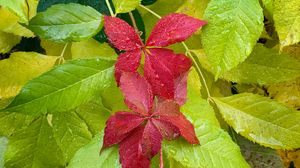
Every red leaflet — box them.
[104,13,206,102]
[146,13,207,46]
[102,73,199,168]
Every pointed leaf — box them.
[115,50,142,84]
[103,112,144,148]
[68,132,121,168]
[151,119,180,140]
[274,0,300,47]
[174,72,188,105]
[3,58,115,115]
[146,13,207,47]
[29,3,103,42]
[201,0,264,77]
[52,111,93,162]
[163,119,250,168]
[113,0,141,14]
[4,117,65,168]
[141,120,163,158]
[119,125,150,168]
[0,52,57,99]
[120,72,153,115]
[144,48,191,100]
[104,16,143,51]
[213,93,300,149]
[222,44,300,84]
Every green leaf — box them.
[0,52,58,99]
[113,0,141,14]
[68,132,121,168]
[4,116,65,168]
[201,0,264,77]
[0,0,28,23]
[212,93,300,149]
[3,58,115,115]
[0,137,8,168]
[52,111,93,163]
[236,134,284,168]
[182,68,220,127]
[29,3,103,43]
[222,44,300,85]
[71,39,117,60]
[0,31,21,54]
[176,0,210,20]
[75,97,111,135]
[274,0,300,47]
[163,119,250,168]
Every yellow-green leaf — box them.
[274,0,300,47]
[213,93,300,149]
[71,39,117,59]
[113,0,141,14]
[176,0,210,20]
[0,31,21,54]
[201,0,264,78]
[40,39,72,59]
[0,52,58,99]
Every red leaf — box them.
[119,125,151,168]
[174,72,189,105]
[146,13,207,47]
[115,50,142,84]
[104,16,143,51]
[160,114,199,144]
[154,100,199,144]
[144,48,191,100]
[120,72,153,116]
[140,120,163,159]
[151,119,180,140]
[102,112,144,149]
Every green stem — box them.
[139,4,212,98]
[58,43,68,64]
[105,0,115,16]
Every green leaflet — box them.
[213,93,300,149]
[236,135,284,168]
[4,116,65,168]
[29,3,103,43]
[273,0,300,47]
[2,58,115,115]
[52,111,93,163]
[113,0,141,14]
[0,137,8,168]
[68,132,121,168]
[222,44,300,85]
[201,0,264,78]
[0,52,58,99]
[163,119,250,168]
[0,0,29,23]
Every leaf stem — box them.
[105,0,115,16]
[139,4,161,19]
[129,12,140,36]
[160,148,164,168]
[58,43,68,64]
[139,4,212,98]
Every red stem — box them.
[160,148,164,168]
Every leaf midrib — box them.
[7,66,113,111]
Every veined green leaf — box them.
[0,52,58,99]
[274,0,300,47]
[0,137,8,168]
[213,93,300,149]
[29,3,103,42]
[113,0,141,14]
[176,0,210,20]
[68,132,121,168]
[52,111,93,163]
[222,44,300,85]
[201,0,264,78]
[0,31,21,54]
[4,116,65,168]
[163,119,250,168]
[2,58,115,115]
